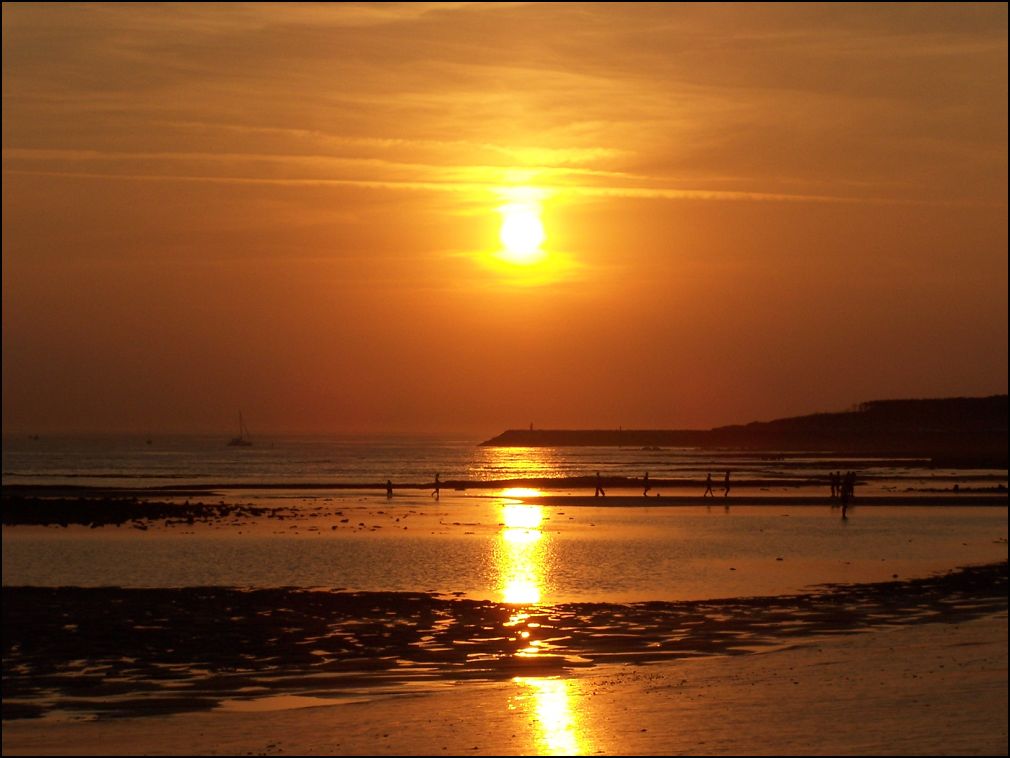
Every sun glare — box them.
[480,187,574,285]
[513,677,585,755]
[499,202,545,264]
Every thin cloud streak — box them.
[5,166,1000,209]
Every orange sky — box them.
[2,3,1007,435]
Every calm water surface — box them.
[4,497,1006,602]
[3,434,1005,490]
[3,435,1006,601]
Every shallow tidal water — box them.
[4,495,1006,602]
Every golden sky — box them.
[3,3,1007,435]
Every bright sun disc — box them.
[499,203,545,264]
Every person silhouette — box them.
[594,471,606,497]
[840,471,853,514]
[841,478,850,519]
[432,473,440,499]
[386,479,393,499]
[643,471,651,497]
[723,470,731,497]
[704,472,714,497]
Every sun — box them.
[499,202,545,264]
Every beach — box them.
[3,440,1007,754]
[3,498,1008,755]
[3,610,1006,755]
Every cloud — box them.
[4,3,1005,210]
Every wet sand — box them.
[518,494,1008,506]
[3,563,1005,721]
[3,491,1006,529]
[3,487,1006,753]
[0,497,303,527]
[3,611,1006,755]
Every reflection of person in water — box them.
[594,471,606,497]
[643,471,651,497]
[432,473,440,499]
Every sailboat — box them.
[227,412,253,447]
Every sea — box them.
[2,432,1006,490]
[3,434,1007,602]
[3,433,1008,723]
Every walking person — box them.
[594,471,606,497]
[432,472,440,499]
[703,472,714,497]
[643,471,651,497]
[840,471,853,517]
[723,470,732,497]
[845,471,856,501]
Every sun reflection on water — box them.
[502,501,544,527]
[501,486,544,500]
[494,496,590,754]
[512,676,585,756]
[470,445,564,481]
[498,503,546,604]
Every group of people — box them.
[383,469,859,512]
[386,473,442,499]
[829,471,857,503]
[703,470,731,497]
[591,470,733,498]
[382,468,863,509]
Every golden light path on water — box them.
[511,677,584,756]
[474,444,565,480]
[500,500,545,605]
[496,492,590,755]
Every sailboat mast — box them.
[228,411,252,447]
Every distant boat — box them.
[228,412,253,447]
